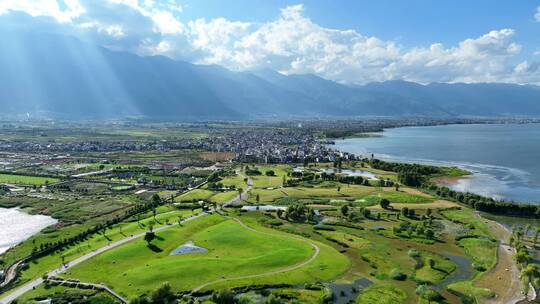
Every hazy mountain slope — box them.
[1,31,540,119]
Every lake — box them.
[333,123,540,204]
[0,208,57,254]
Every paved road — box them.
[0,172,252,304]
[0,211,208,304]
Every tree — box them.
[340,205,349,216]
[152,193,161,206]
[264,295,281,304]
[401,207,409,217]
[521,264,539,294]
[256,194,260,204]
[379,198,391,209]
[237,188,243,199]
[277,209,283,218]
[144,231,155,245]
[427,258,435,269]
[362,208,371,219]
[212,289,235,304]
[516,227,524,241]
[425,229,435,239]
[416,285,442,303]
[534,226,540,246]
[514,250,532,265]
[150,283,175,304]
[525,224,532,240]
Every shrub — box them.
[408,249,420,258]
[390,268,407,281]
[313,224,335,231]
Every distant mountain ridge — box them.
[2,31,540,119]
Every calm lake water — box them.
[0,208,57,254]
[334,123,540,204]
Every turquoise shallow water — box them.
[333,123,540,204]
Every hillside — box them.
[2,31,540,119]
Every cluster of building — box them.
[0,139,204,153]
[200,129,356,163]
[0,127,359,165]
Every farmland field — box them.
[0,173,60,186]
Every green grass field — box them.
[458,238,497,270]
[440,208,493,238]
[175,188,238,204]
[0,173,60,186]
[414,250,456,284]
[9,207,200,289]
[62,214,347,299]
[356,284,407,304]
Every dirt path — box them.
[476,216,524,304]
[46,278,127,303]
[0,261,22,289]
[192,217,320,292]
[368,199,459,211]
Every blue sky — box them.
[180,0,540,56]
[1,0,540,84]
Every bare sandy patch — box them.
[476,218,525,304]
[368,200,458,210]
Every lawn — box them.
[281,185,376,200]
[440,208,493,238]
[175,189,215,202]
[447,280,494,302]
[175,189,238,204]
[219,174,247,189]
[458,238,497,270]
[0,173,60,186]
[319,230,371,249]
[356,284,407,304]
[62,214,339,299]
[413,250,456,284]
[9,207,200,289]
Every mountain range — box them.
[2,31,540,120]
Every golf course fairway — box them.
[61,214,348,299]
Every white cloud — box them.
[535,6,540,21]
[0,1,538,84]
[0,0,85,23]
[184,5,525,84]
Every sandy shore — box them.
[475,215,528,304]
[434,175,468,186]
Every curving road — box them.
[0,211,208,304]
[0,172,253,304]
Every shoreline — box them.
[0,207,57,255]
[433,175,469,186]
[331,124,540,205]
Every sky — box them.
[1,0,540,84]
